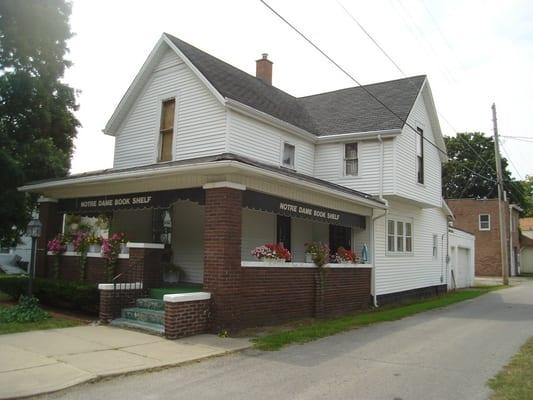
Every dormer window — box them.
[282,142,295,168]
[416,127,424,184]
[159,98,175,162]
[344,143,358,176]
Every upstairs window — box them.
[159,98,175,162]
[479,214,490,231]
[416,127,424,184]
[344,143,358,176]
[432,234,438,259]
[282,142,295,168]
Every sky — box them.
[64,0,533,180]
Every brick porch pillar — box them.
[202,183,244,333]
[37,197,62,278]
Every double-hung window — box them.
[282,142,295,168]
[387,218,413,254]
[159,98,175,162]
[416,127,424,184]
[479,214,490,231]
[344,143,358,176]
[432,234,438,259]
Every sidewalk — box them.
[0,325,250,399]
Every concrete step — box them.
[110,318,164,335]
[136,297,165,311]
[122,307,165,325]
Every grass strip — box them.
[0,317,82,335]
[254,286,505,351]
[489,337,533,400]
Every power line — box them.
[259,0,450,161]
[500,139,524,181]
[334,1,525,192]
[333,1,502,187]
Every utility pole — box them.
[492,103,509,285]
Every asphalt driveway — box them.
[42,279,533,400]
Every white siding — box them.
[374,199,448,295]
[394,91,442,207]
[113,47,226,169]
[228,111,315,175]
[241,208,276,261]
[171,200,204,284]
[314,139,394,195]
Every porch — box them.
[23,155,386,337]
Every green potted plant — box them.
[63,232,75,252]
[164,264,183,283]
[304,242,330,267]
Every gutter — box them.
[18,159,386,210]
[370,134,390,307]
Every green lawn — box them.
[254,286,505,351]
[0,290,85,335]
[489,337,533,399]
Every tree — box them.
[443,132,528,212]
[0,0,79,246]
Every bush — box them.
[0,276,98,315]
[0,296,49,323]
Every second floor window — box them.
[344,143,358,176]
[416,127,424,184]
[282,142,295,168]
[159,98,175,162]
[479,214,490,231]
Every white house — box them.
[20,34,452,331]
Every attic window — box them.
[159,98,175,162]
[416,127,424,184]
[344,143,358,176]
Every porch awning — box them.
[243,190,366,229]
[58,188,204,215]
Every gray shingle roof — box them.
[166,34,425,136]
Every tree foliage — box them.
[0,0,79,246]
[443,132,528,213]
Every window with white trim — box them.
[479,214,490,231]
[282,142,295,168]
[387,218,413,253]
[344,143,358,176]
[416,127,424,184]
[158,98,175,162]
[432,234,438,259]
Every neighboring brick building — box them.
[447,199,521,277]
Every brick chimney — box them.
[256,53,273,85]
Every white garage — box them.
[520,231,533,274]
[448,227,476,289]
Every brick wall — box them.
[240,267,371,328]
[36,200,62,277]
[164,299,211,339]
[203,187,243,332]
[99,287,146,322]
[447,199,516,276]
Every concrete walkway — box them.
[0,326,250,399]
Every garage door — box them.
[522,248,533,273]
[456,247,473,288]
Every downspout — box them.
[371,135,389,307]
[509,204,513,276]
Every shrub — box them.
[0,296,49,323]
[0,276,98,315]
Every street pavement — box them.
[41,279,533,400]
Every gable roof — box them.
[165,34,425,137]
[106,33,431,139]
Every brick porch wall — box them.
[240,267,371,327]
[164,299,211,339]
[203,187,243,332]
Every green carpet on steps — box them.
[149,285,203,299]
